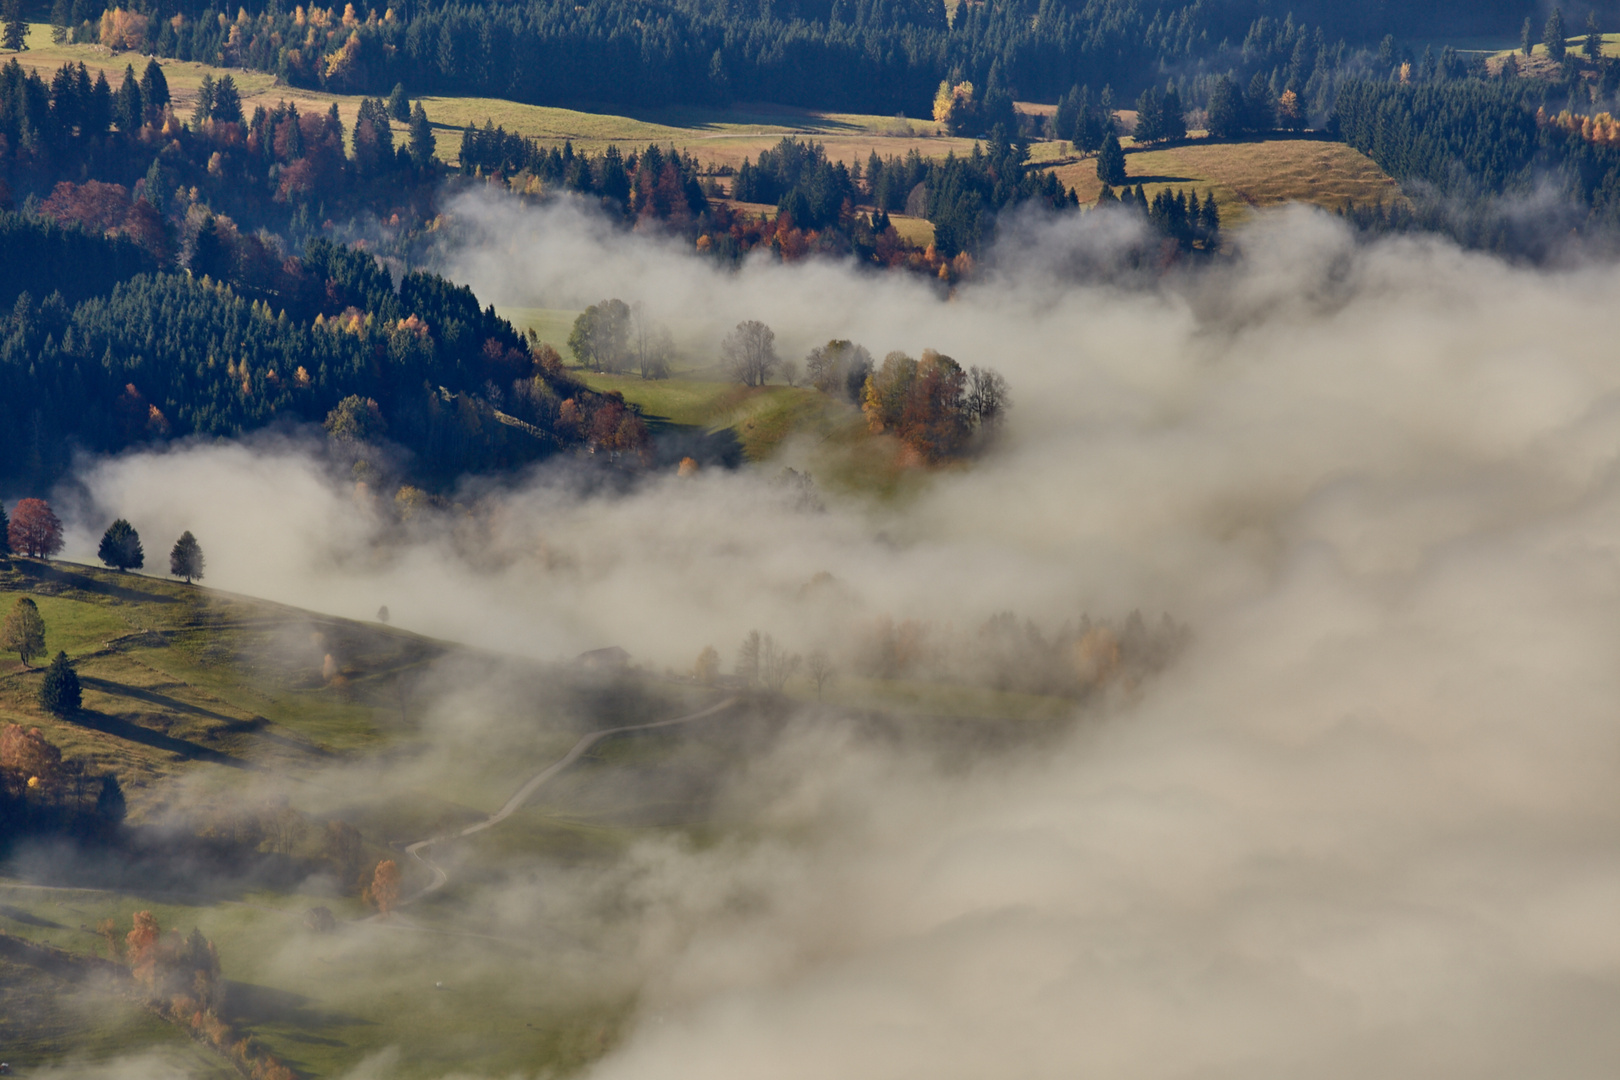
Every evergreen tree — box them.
[0,502,8,556]
[1,0,25,52]
[1134,87,1163,144]
[1585,12,1603,62]
[408,101,435,166]
[1546,8,1567,62]
[140,59,169,114]
[387,82,410,122]
[1161,86,1187,141]
[2,597,46,667]
[114,64,143,131]
[193,72,215,127]
[49,0,68,43]
[210,75,242,125]
[39,651,80,716]
[1199,191,1221,247]
[96,774,126,825]
[1207,75,1243,138]
[1522,16,1534,56]
[1096,132,1126,185]
[170,531,204,583]
[98,519,144,571]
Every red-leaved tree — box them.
[8,499,64,559]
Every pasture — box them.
[1035,136,1406,224]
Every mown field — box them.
[1033,135,1407,223]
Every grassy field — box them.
[0,940,238,1076]
[1035,136,1406,225]
[13,22,974,170]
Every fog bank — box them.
[62,197,1620,1077]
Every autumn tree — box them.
[721,320,779,386]
[39,652,81,716]
[366,859,401,917]
[9,499,64,558]
[99,518,145,571]
[693,645,720,684]
[170,531,205,583]
[2,597,46,667]
[0,724,63,798]
[324,395,387,442]
[126,910,161,986]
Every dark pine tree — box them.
[39,651,81,716]
[98,518,144,571]
[1096,132,1127,186]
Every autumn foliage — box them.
[7,499,64,558]
[860,350,1008,462]
[366,858,401,916]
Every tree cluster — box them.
[0,223,643,489]
[860,348,1008,462]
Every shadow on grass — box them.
[79,676,244,725]
[12,560,178,605]
[0,903,65,928]
[65,707,259,770]
[223,980,375,1032]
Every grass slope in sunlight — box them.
[0,559,440,815]
[15,23,973,170]
[1035,136,1406,226]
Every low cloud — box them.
[55,195,1620,1077]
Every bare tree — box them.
[806,650,836,699]
[736,630,762,685]
[721,320,779,386]
[966,365,1010,430]
[631,303,676,380]
[760,634,802,693]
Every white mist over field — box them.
[68,198,1620,1077]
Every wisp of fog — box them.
[61,195,1620,1078]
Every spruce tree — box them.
[1585,12,1603,62]
[1546,8,1567,62]
[39,651,81,716]
[1522,18,1534,56]
[96,774,126,825]
[170,531,204,583]
[387,82,410,122]
[0,501,9,556]
[140,58,169,113]
[98,519,144,571]
[1,0,26,52]
[408,100,435,166]
[1096,132,1126,185]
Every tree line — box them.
[0,219,646,490]
[25,0,1545,121]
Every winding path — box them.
[398,696,741,907]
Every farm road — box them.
[399,695,742,907]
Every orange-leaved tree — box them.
[366,859,401,917]
[8,499,64,559]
